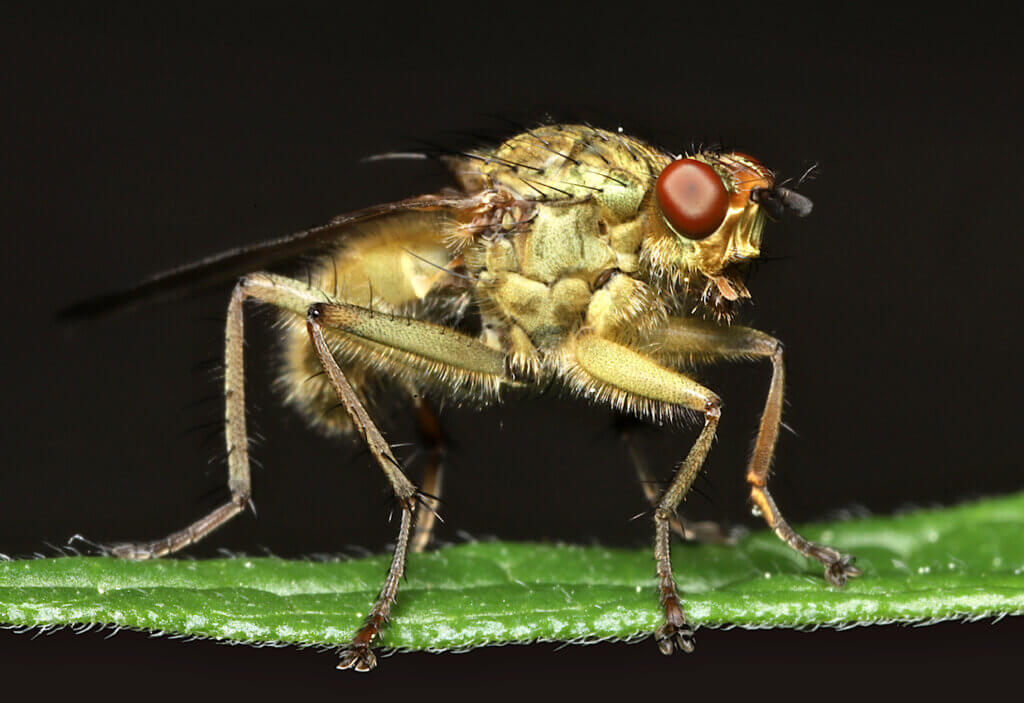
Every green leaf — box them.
[2,493,1022,652]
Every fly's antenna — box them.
[796,162,820,188]
[776,162,819,190]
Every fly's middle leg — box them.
[570,333,721,655]
[411,397,446,553]
[651,399,719,654]
[617,416,734,544]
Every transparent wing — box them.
[57,194,479,321]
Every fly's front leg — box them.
[745,338,860,585]
[653,318,860,586]
[108,273,319,559]
[571,334,720,655]
[306,298,508,671]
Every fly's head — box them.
[649,151,813,319]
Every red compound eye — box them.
[656,158,729,239]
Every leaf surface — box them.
[2,494,1022,651]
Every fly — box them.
[59,123,860,671]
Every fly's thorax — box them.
[455,125,659,222]
[469,193,667,355]
[470,198,607,350]
[453,126,785,348]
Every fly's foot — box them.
[806,543,861,587]
[655,620,695,655]
[337,643,378,672]
[655,599,695,655]
[823,553,861,587]
[337,623,381,672]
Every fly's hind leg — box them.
[653,319,861,586]
[108,276,269,558]
[107,271,507,671]
[107,273,359,559]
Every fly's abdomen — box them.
[275,210,487,435]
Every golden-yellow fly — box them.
[61,123,860,671]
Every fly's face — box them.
[655,153,771,278]
[653,151,812,306]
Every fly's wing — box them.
[58,194,480,321]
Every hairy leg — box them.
[617,417,732,544]
[410,397,446,553]
[570,333,721,655]
[107,274,316,558]
[304,294,507,670]
[653,318,860,584]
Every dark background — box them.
[2,4,1021,698]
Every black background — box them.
[2,4,1022,699]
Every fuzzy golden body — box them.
[67,123,858,672]
[280,125,775,432]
